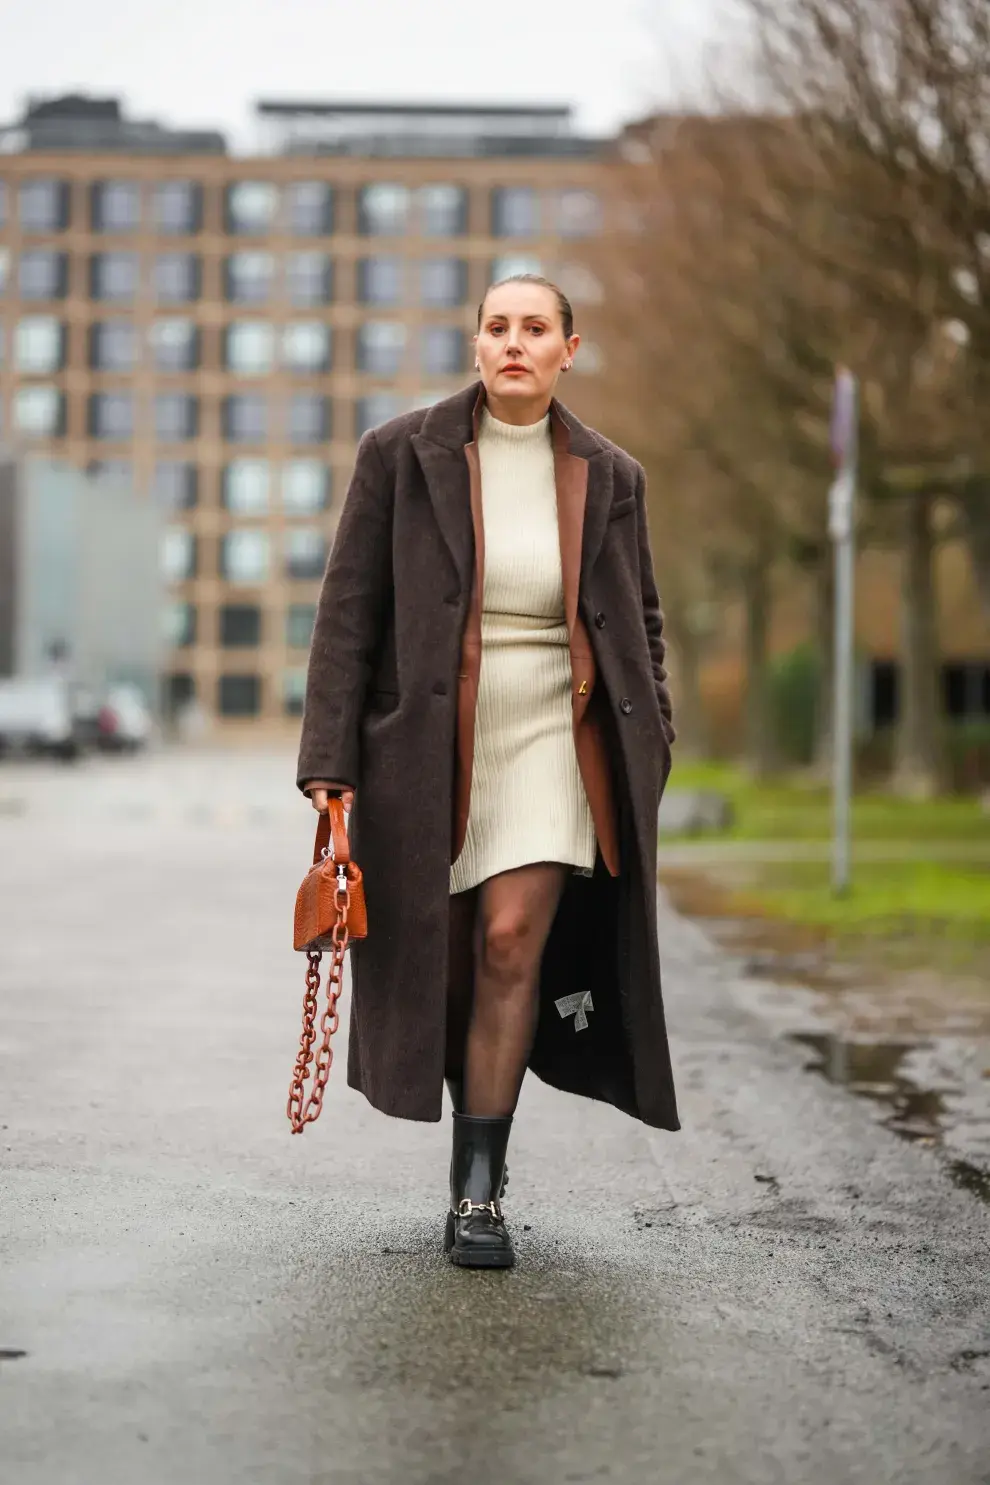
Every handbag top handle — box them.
[312,796,351,866]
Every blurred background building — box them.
[0,93,605,735]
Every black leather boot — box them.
[444,1113,515,1269]
[445,1078,508,1197]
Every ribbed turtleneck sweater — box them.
[449,407,595,894]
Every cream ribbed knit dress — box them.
[449,407,596,895]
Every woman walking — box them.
[298,274,678,1269]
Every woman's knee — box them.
[479,904,537,987]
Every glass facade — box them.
[356,321,406,375]
[225,251,275,304]
[286,252,333,306]
[282,460,330,514]
[421,325,464,376]
[218,674,261,716]
[223,395,268,442]
[358,184,409,236]
[355,392,403,436]
[491,186,540,237]
[282,322,331,373]
[89,392,135,440]
[221,530,270,583]
[13,386,64,437]
[285,527,328,579]
[155,393,198,442]
[21,250,69,300]
[358,256,403,306]
[418,184,467,237]
[223,459,270,515]
[225,322,276,376]
[287,393,331,444]
[149,319,199,372]
[15,317,64,373]
[154,253,200,304]
[91,320,139,371]
[419,257,467,307]
[91,251,139,302]
[92,180,142,233]
[286,604,317,649]
[283,668,307,717]
[19,178,69,233]
[153,181,202,235]
[154,461,199,509]
[220,604,262,646]
[288,181,334,236]
[226,181,278,235]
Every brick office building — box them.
[0,95,605,732]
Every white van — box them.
[0,677,81,760]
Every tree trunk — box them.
[959,482,990,624]
[667,619,708,759]
[893,493,947,797]
[811,542,835,778]
[742,544,776,778]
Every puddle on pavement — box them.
[661,868,990,1203]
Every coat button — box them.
[619,697,633,715]
[433,680,448,696]
[594,611,606,628]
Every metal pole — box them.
[828,369,858,897]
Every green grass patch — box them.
[669,760,990,843]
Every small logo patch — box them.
[555,991,594,1031]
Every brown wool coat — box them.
[297,381,680,1130]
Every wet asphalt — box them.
[1,752,988,1484]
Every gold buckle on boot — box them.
[457,1198,502,1220]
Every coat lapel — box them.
[550,399,614,613]
[410,383,481,591]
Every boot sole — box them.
[449,1246,515,1269]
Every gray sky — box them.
[0,0,732,147]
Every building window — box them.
[90,320,138,372]
[286,251,332,307]
[287,393,331,445]
[225,322,275,376]
[282,322,331,373]
[15,317,64,373]
[222,459,270,515]
[224,251,275,304]
[89,392,134,441]
[285,527,328,580]
[155,393,198,442]
[420,325,465,376]
[13,386,65,437]
[418,184,467,237]
[164,601,197,647]
[355,393,403,436]
[162,527,197,581]
[226,181,278,235]
[220,604,262,647]
[357,256,403,306]
[419,257,467,308]
[288,182,334,236]
[222,394,269,443]
[358,184,409,236]
[92,180,142,233]
[149,319,199,372]
[356,321,406,376]
[91,251,139,303]
[153,180,202,236]
[491,187,540,238]
[553,188,602,238]
[220,530,270,583]
[19,178,69,233]
[153,253,201,304]
[490,253,542,283]
[943,662,990,719]
[282,460,329,515]
[286,604,317,649]
[163,672,196,718]
[20,250,69,300]
[218,674,261,717]
[284,668,307,717]
[153,461,198,509]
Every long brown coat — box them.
[297,382,680,1130]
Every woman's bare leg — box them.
[463,862,569,1118]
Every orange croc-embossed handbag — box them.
[287,797,367,1133]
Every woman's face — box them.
[474,282,579,413]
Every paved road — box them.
[2,750,988,1484]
